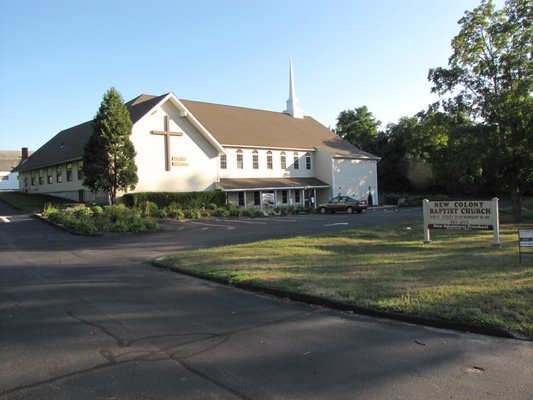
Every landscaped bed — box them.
[159,223,533,339]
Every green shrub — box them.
[42,203,61,218]
[94,216,111,231]
[48,211,67,224]
[122,191,226,209]
[74,207,93,218]
[128,216,152,232]
[184,208,202,219]
[207,203,218,210]
[42,201,158,234]
[240,208,253,217]
[166,207,185,220]
[240,208,265,217]
[103,204,132,222]
[138,200,159,217]
[216,208,230,218]
[153,209,168,219]
[69,218,99,234]
[112,220,129,232]
[143,219,160,231]
[91,205,104,215]
[229,208,242,217]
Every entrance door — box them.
[304,189,314,209]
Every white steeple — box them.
[283,57,304,119]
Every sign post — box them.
[422,198,500,246]
[423,199,432,244]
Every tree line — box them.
[336,0,532,221]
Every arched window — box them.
[252,150,259,169]
[236,150,243,169]
[266,151,273,169]
[293,152,299,170]
[305,152,311,170]
[280,152,286,169]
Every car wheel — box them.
[320,207,327,214]
[356,209,363,214]
[346,206,354,214]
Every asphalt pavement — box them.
[0,201,531,399]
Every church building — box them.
[15,62,379,209]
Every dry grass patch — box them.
[160,223,533,337]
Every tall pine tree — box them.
[83,87,138,204]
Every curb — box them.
[152,260,527,341]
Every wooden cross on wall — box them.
[151,115,183,171]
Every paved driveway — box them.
[0,202,531,399]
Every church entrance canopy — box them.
[216,178,329,210]
[216,177,329,192]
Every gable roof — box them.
[14,94,169,172]
[15,93,378,172]
[180,100,378,159]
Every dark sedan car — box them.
[317,196,368,214]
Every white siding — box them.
[332,158,378,201]
[219,148,315,180]
[314,149,334,203]
[131,102,219,193]
[0,171,19,190]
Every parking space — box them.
[161,207,421,238]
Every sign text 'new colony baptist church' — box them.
[422,199,501,246]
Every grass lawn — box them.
[160,222,533,338]
[0,191,71,212]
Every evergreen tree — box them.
[83,87,138,204]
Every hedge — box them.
[122,191,226,209]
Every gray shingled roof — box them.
[14,94,168,172]
[0,150,27,172]
[181,99,379,159]
[15,93,378,173]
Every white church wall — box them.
[314,149,335,203]
[219,147,315,180]
[332,158,378,202]
[131,101,219,193]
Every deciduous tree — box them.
[335,106,381,154]
[429,0,532,221]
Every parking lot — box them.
[1,201,532,400]
[140,207,420,253]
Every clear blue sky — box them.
[0,0,496,151]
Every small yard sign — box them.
[518,229,533,263]
[423,198,500,246]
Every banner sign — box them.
[518,229,533,263]
[423,198,500,245]
[519,229,533,247]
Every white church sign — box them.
[422,198,500,246]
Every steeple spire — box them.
[283,57,304,119]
